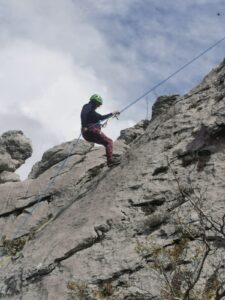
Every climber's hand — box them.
[112,111,120,119]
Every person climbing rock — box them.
[81,94,120,167]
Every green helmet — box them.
[90,94,103,105]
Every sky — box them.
[0,0,225,179]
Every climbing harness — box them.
[1,35,225,268]
[101,119,110,128]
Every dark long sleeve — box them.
[81,103,112,127]
[93,111,113,121]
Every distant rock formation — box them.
[0,130,32,183]
[0,59,225,300]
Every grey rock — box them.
[29,139,93,179]
[118,119,150,144]
[151,94,179,120]
[0,171,20,184]
[1,59,225,299]
[0,151,12,172]
[0,130,32,167]
[136,212,170,235]
[0,131,32,184]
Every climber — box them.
[81,94,120,167]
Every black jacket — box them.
[81,102,112,128]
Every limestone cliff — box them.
[0,59,225,300]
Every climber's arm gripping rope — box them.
[101,111,120,128]
[113,113,120,120]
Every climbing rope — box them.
[145,96,150,120]
[1,35,225,265]
[119,35,225,114]
[12,133,82,240]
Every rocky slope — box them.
[0,59,225,300]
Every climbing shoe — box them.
[107,158,121,167]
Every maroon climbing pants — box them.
[82,127,113,162]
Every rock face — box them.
[0,131,32,183]
[29,139,93,179]
[118,120,150,144]
[0,59,225,300]
[151,94,179,120]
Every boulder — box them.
[0,131,32,183]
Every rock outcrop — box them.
[0,131,32,184]
[0,59,225,300]
[151,94,179,120]
[29,139,93,179]
[118,120,150,144]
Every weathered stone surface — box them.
[0,59,225,299]
[118,120,150,144]
[29,139,93,179]
[0,152,12,172]
[0,171,20,184]
[0,131,32,184]
[0,131,32,168]
[151,94,179,120]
